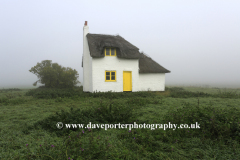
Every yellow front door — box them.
[123,71,132,91]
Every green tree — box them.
[29,60,80,88]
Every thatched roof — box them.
[86,34,141,59]
[83,33,170,73]
[139,53,171,73]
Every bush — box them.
[0,97,28,106]
[24,100,135,136]
[25,87,155,99]
[95,100,134,124]
[162,102,240,142]
[23,107,98,136]
[126,97,152,106]
[25,87,83,99]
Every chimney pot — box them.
[84,21,87,26]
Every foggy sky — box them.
[1,0,240,89]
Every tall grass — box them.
[1,86,240,159]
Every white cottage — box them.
[82,21,170,92]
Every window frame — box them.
[105,71,117,82]
[105,48,116,56]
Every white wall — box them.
[83,25,92,92]
[91,56,139,92]
[139,73,165,91]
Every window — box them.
[105,48,116,56]
[105,71,116,82]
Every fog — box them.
[1,0,240,89]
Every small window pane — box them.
[111,76,115,80]
[106,48,110,56]
[111,72,115,76]
[106,72,110,76]
[106,76,110,80]
[111,48,115,56]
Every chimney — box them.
[83,21,90,92]
[83,21,89,36]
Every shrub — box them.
[25,87,155,99]
[25,87,83,99]
[95,100,134,124]
[0,97,28,106]
[23,107,98,136]
[126,97,152,106]
[24,100,135,136]
[162,102,240,142]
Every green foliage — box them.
[0,90,28,106]
[29,60,80,88]
[24,107,98,136]
[25,100,134,137]
[215,88,240,98]
[25,87,83,99]
[166,87,240,98]
[162,102,240,142]
[126,97,152,106]
[25,86,156,99]
[2,86,240,159]
[95,100,134,124]
[61,131,114,160]
[0,97,27,105]
[166,87,211,98]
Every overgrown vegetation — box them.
[166,87,240,98]
[0,88,30,106]
[25,86,156,99]
[24,100,135,137]
[163,102,240,142]
[23,86,240,100]
[1,86,240,159]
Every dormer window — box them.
[105,48,116,56]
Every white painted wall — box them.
[138,73,165,91]
[91,56,139,92]
[83,24,92,92]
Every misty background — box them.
[1,0,240,89]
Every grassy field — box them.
[0,86,240,160]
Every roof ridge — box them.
[88,33,118,37]
[140,52,151,59]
